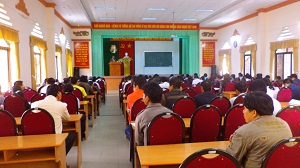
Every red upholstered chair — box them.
[147,112,185,145]
[276,106,300,136]
[126,85,134,96]
[233,94,245,106]
[189,105,222,142]
[0,110,17,137]
[3,94,26,117]
[210,95,231,116]
[224,82,235,91]
[72,88,83,101]
[223,104,246,140]
[172,96,197,118]
[23,89,38,103]
[181,82,189,89]
[261,137,300,168]
[182,87,197,98]
[30,93,46,103]
[179,148,241,168]
[130,98,147,121]
[61,93,79,115]
[3,90,12,98]
[21,108,55,135]
[190,85,201,94]
[277,87,292,102]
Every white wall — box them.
[2,0,72,87]
[135,39,179,75]
[215,1,300,78]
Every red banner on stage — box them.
[202,42,215,67]
[74,41,89,68]
[92,22,199,30]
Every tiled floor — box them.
[67,90,132,168]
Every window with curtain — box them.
[30,36,47,90]
[221,54,229,75]
[244,51,253,76]
[0,25,20,91]
[66,49,73,77]
[275,48,293,79]
[0,39,9,92]
[55,45,62,82]
[33,46,42,87]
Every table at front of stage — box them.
[15,114,83,168]
[0,133,68,168]
[137,141,230,168]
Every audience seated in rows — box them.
[229,82,247,106]
[226,91,292,168]
[290,73,300,85]
[263,78,279,99]
[159,77,169,91]
[78,75,94,95]
[161,77,188,110]
[283,78,300,100]
[194,80,217,108]
[248,79,281,115]
[11,84,30,110]
[31,84,76,155]
[71,76,87,97]
[40,78,55,94]
[135,81,172,146]
[127,75,146,122]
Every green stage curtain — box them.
[92,30,199,76]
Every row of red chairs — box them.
[0,108,55,137]
[179,137,300,168]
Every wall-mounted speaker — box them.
[74,67,80,77]
[211,65,217,76]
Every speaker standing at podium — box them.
[123,52,132,76]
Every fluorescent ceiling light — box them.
[95,6,116,10]
[147,8,166,11]
[99,17,115,20]
[142,18,157,21]
[196,8,214,12]
[182,18,197,21]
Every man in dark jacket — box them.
[194,80,217,107]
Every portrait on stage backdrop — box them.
[110,44,117,53]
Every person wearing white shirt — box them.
[31,84,75,155]
[248,79,281,115]
[159,77,169,90]
[230,82,247,106]
[263,78,280,99]
[192,73,203,86]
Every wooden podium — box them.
[109,62,122,76]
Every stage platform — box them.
[104,76,123,91]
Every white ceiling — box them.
[45,0,287,28]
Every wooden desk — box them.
[137,141,230,168]
[85,95,95,127]
[0,133,68,168]
[93,91,100,116]
[16,114,83,168]
[123,99,128,125]
[79,101,89,139]
[223,91,237,99]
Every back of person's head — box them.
[238,73,243,77]
[231,74,235,78]
[46,77,56,85]
[71,76,79,84]
[193,73,198,78]
[169,76,181,89]
[12,85,22,94]
[133,75,146,88]
[14,80,23,87]
[256,73,263,79]
[265,75,270,79]
[204,73,207,77]
[63,78,70,84]
[79,75,88,83]
[143,81,162,103]
[46,84,61,97]
[276,76,282,80]
[283,78,292,85]
[234,82,247,93]
[201,80,212,91]
[244,91,273,116]
[245,73,252,79]
[160,77,167,83]
[63,84,74,93]
[248,79,267,92]
[290,74,298,79]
